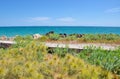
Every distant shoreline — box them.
[0,26,120,27]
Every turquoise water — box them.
[0,26,120,36]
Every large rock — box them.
[76,34,83,38]
[33,34,42,39]
[0,35,7,40]
[59,33,67,38]
[46,31,54,36]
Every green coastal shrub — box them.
[0,41,47,79]
[0,40,118,79]
[0,47,115,79]
[52,47,69,57]
[14,35,33,41]
[49,33,60,40]
[82,34,120,42]
[64,35,76,41]
[1,34,120,78]
[14,34,120,44]
[37,36,49,41]
[77,46,120,75]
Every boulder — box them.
[0,35,7,40]
[46,31,54,36]
[59,33,67,38]
[64,33,67,37]
[76,34,84,38]
[33,34,42,39]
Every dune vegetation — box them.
[37,33,120,44]
[0,35,120,79]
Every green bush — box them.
[77,46,120,75]
[0,36,118,79]
[49,33,60,40]
[82,34,120,41]
[38,36,48,41]
[0,43,115,79]
[64,35,76,41]
[52,47,69,57]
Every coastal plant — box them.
[13,35,33,48]
[51,46,79,57]
[64,35,76,41]
[49,33,60,40]
[13,33,120,44]
[81,34,120,43]
[52,47,69,57]
[36,33,120,44]
[37,35,49,42]
[0,39,118,79]
[0,41,48,79]
[42,54,115,79]
[14,35,33,41]
[77,46,120,75]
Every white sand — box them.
[0,40,16,44]
[0,40,119,50]
[45,42,120,50]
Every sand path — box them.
[0,40,120,50]
[45,42,120,50]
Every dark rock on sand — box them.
[59,33,67,38]
[46,31,54,36]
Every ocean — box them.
[0,26,120,37]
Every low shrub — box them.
[0,40,117,79]
[81,34,120,43]
[49,33,60,40]
[37,36,49,41]
[77,46,120,76]
[64,35,76,41]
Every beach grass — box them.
[35,33,120,44]
[0,34,120,79]
[0,40,119,79]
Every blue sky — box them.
[0,0,120,26]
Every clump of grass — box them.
[49,33,60,40]
[37,36,49,42]
[0,39,117,79]
[77,46,120,76]
[14,33,120,44]
[80,34,120,44]
[41,33,120,44]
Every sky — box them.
[0,0,120,26]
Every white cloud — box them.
[30,17,50,21]
[25,17,77,25]
[25,17,51,25]
[57,17,75,22]
[105,7,120,13]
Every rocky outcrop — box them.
[59,33,67,38]
[46,31,54,36]
[0,35,7,40]
[33,34,42,39]
[69,34,84,38]
[76,34,83,38]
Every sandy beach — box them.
[0,40,119,50]
[45,42,120,50]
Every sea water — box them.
[0,26,120,37]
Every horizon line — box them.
[0,25,120,27]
